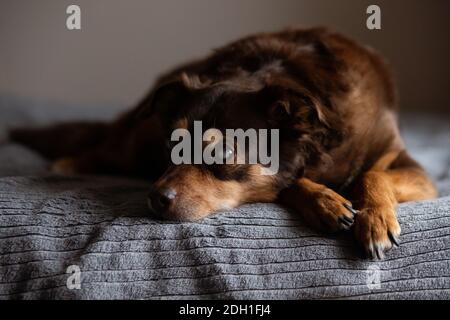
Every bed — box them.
[0,96,449,299]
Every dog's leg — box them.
[50,138,144,176]
[51,150,116,175]
[279,178,358,232]
[52,116,168,179]
[9,122,109,159]
[51,157,79,175]
[351,150,437,259]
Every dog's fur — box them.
[10,27,437,259]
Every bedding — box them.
[0,97,449,299]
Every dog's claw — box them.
[343,215,354,224]
[338,215,353,227]
[375,246,384,260]
[343,203,359,216]
[388,231,400,247]
[365,245,383,260]
[366,247,375,259]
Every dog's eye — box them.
[224,145,234,160]
[217,144,234,161]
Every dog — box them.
[10,27,437,259]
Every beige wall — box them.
[1,0,449,112]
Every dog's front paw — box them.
[353,206,401,259]
[308,189,359,232]
[281,185,358,233]
[51,157,77,175]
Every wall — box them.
[0,0,449,112]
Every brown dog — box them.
[10,27,437,259]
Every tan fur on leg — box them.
[279,178,358,233]
[352,151,437,259]
[51,157,77,175]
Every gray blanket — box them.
[0,97,449,299]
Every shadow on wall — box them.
[0,0,449,113]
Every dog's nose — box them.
[148,188,177,214]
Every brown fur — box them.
[9,27,437,259]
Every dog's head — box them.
[139,32,346,220]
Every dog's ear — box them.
[134,79,189,120]
[266,85,333,128]
[303,96,333,128]
[268,100,291,122]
